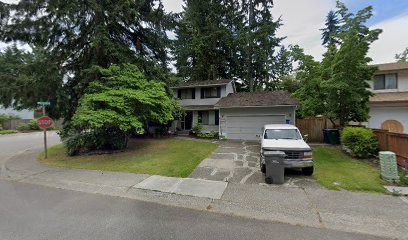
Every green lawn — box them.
[0,130,18,135]
[313,146,387,193]
[39,138,217,178]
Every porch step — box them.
[177,130,190,136]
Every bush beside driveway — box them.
[39,138,217,178]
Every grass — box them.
[39,138,217,178]
[313,146,387,193]
[0,130,18,135]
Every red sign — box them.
[37,116,54,129]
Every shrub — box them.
[197,131,219,139]
[190,124,203,135]
[341,127,378,158]
[61,128,128,156]
[17,119,41,131]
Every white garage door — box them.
[226,115,285,140]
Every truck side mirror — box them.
[303,134,309,142]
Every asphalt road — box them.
[0,180,387,240]
[0,131,60,174]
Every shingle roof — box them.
[215,91,299,108]
[172,79,232,88]
[370,92,408,103]
[374,62,408,72]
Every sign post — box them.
[37,102,53,159]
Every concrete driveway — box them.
[190,140,316,186]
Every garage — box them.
[215,91,299,141]
[225,115,285,140]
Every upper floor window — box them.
[201,87,221,98]
[177,88,195,99]
[373,74,397,90]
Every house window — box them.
[198,110,219,126]
[373,74,397,90]
[198,111,209,125]
[201,87,221,98]
[178,88,195,99]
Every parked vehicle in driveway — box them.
[259,124,314,175]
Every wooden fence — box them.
[2,119,31,130]
[296,117,338,143]
[2,119,63,130]
[372,129,408,168]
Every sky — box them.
[1,0,408,64]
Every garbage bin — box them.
[264,151,285,184]
[323,129,340,145]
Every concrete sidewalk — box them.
[1,148,408,240]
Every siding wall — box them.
[368,106,408,133]
[367,69,408,93]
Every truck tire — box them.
[302,166,314,176]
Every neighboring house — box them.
[367,62,408,133]
[171,80,299,140]
[0,105,34,119]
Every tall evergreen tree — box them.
[321,10,341,46]
[0,0,173,121]
[240,0,283,92]
[173,0,283,92]
[173,0,240,81]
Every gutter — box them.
[214,105,299,109]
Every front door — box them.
[184,111,193,130]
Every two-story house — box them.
[171,80,299,140]
[367,62,408,133]
[171,79,235,133]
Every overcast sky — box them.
[2,0,408,64]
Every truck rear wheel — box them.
[302,166,314,176]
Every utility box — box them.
[264,151,285,184]
[379,151,400,182]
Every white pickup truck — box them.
[259,124,314,176]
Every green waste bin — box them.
[323,129,340,145]
[379,151,400,182]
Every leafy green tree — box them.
[64,64,174,155]
[323,1,381,126]
[0,46,64,118]
[0,0,173,121]
[292,47,325,118]
[395,47,408,62]
[294,1,381,127]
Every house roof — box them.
[215,91,299,108]
[370,92,408,103]
[374,62,408,72]
[172,79,232,89]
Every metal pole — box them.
[43,106,48,159]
